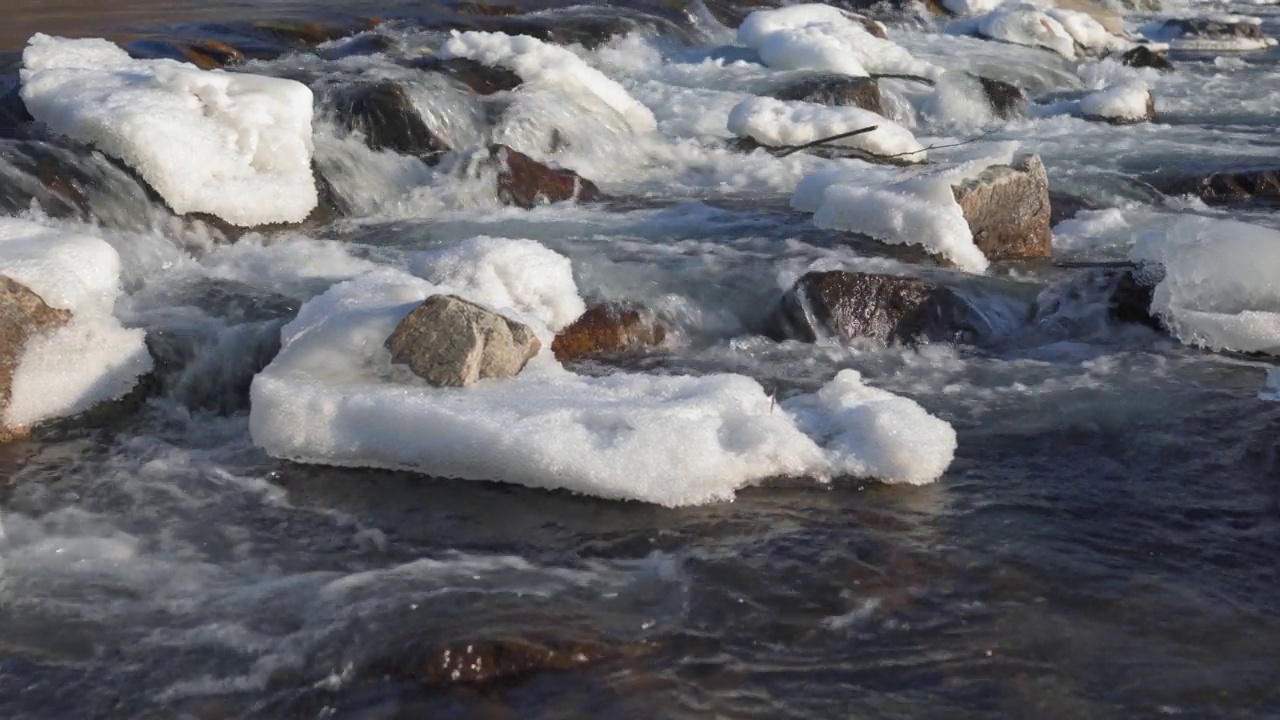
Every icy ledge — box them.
[249,238,956,506]
[1,219,152,433]
[20,34,317,227]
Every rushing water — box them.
[2,0,1280,718]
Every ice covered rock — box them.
[0,219,152,440]
[1080,79,1154,124]
[949,4,1079,59]
[20,34,317,227]
[552,303,667,363]
[480,144,600,208]
[249,238,957,504]
[326,81,449,161]
[386,294,541,387]
[728,96,925,163]
[770,74,882,114]
[738,4,943,79]
[441,31,657,135]
[1143,16,1278,52]
[1043,6,1133,55]
[1053,0,1125,37]
[951,153,1052,261]
[1119,45,1172,71]
[771,270,983,345]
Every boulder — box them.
[1048,191,1099,226]
[1159,18,1272,48]
[360,636,614,687]
[770,75,882,114]
[552,303,667,362]
[486,145,600,208]
[975,75,1026,119]
[385,294,540,387]
[1158,168,1280,207]
[1119,45,1172,71]
[328,81,449,161]
[254,20,374,47]
[411,56,524,95]
[771,271,981,345]
[950,154,1052,261]
[1,277,73,442]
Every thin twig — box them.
[775,125,879,158]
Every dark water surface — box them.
[2,1,1280,719]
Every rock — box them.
[1,277,73,442]
[1159,168,1280,207]
[385,294,540,387]
[1119,45,1172,71]
[317,33,398,61]
[1081,83,1155,125]
[770,74,882,114]
[1107,268,1161,329]
[975,75,1026,119]
[0,81,31,139]
[328,81,449,161]
[0,139,157,223]
[1054,0,1126,37]
[704,0,781,29]
[950,154,1052,261]
[361,636,614,687]
[1048,191,1099,226]
[1160,17,1272,48]
[552,303,667,362]
[410,56,524,95]
[1032,265,1163,332]
[254,20,371,46]
[486,145,600,209]
[771,271,982,345]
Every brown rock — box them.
[552,303,667,362]
[772,271,982,345]
[254,21,360,46]
[1,277,73,442]
[951,153,1052,261]
[488,145,600,208]
[770,75,882,114]
[1163,168,1280,207]
[181,40,245,69]
[362,636,614,687]
[975,75,1026,119]
[385,294,540,387]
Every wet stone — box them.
[770,74,882,114]
[951,153,1052,261]
[327,81,450,161]
[975,75,1026,119]
[552,303,668,363]
[1119,45,1172,71]
[385,294,541,388]
[487,145,600,209]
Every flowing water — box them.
[2,1,1279,718]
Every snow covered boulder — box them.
[20,34,317,227]
[249,237,957,505]
[951,154,1051,261]
[552,303,667,363]
[738,4,942,79]
[386,294,541,387]
[770,74,883,114]
[1080,80,1154,124]
[949,4,1079,59]
[0,219,152,441]
[728,96,925,163]
[771,271,985,346]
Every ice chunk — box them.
[1044,8,1132,55]
[0,219,152,429]
[738,4,943,80]
[951,4,1078,59]
[441,31,658,135]
[1080,79,1152,122]
[249,238,956,505]
[20,35,317,227]
[727,96,925,161]
[1130,216,1280,354]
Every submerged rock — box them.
[487,145,600,208]
[772,271,982,345]
[1032,265,1162,332]
[770,74,882,114]
[975,76,1026,119]
[552,303,667,362]
[385,294,540,387]
[951,154,1051,261]
[361,636,615,687]
[0,277,72,442]
[1157,168,1280,207]
[1119,45,1172,71]
[328,81,449,161]
[412,56,524,95]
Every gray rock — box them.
[385,294,540,387]
[770,74,882,114]
[951,153,1052,261]
[1,276,72,442]
[771,271,982,346]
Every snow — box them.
[737,4,943,80]
[1138,16,1278,52]
[0,219,152,429]
[1080,80,1152,122]
[19,35,317,227]
[441,31,658,135]
[951,4,1079,59]
[941,0,1004,16]
[1130,216,1280,354]
[727,96,925,162]
[249,237,957,505]
[1044,8,1132,55]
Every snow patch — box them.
[249,238,956,505]
[1080,79,1152,122]
[20,35,317,227]
[950,4,1078,59]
